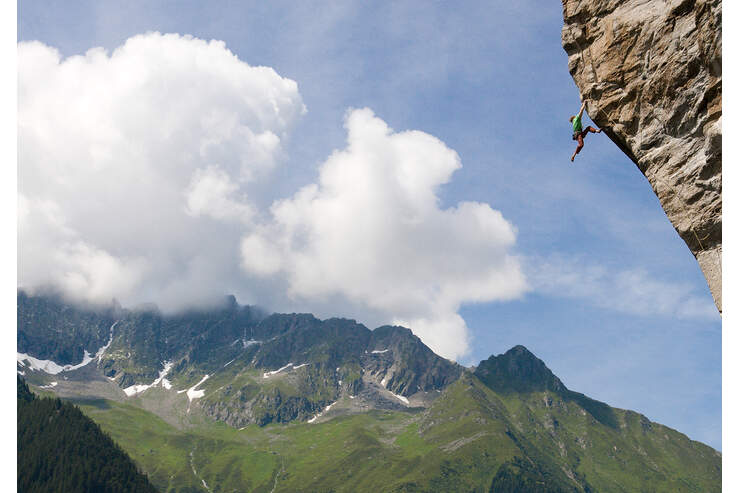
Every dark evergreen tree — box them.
[17,376,158,493]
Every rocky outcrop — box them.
[366,325,463,395]
[561,0,722,311]
[475,345,619,428]
[474,345,567,394]
[17,290,118,364]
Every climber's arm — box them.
[577,101,586,118]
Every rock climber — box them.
[570,101,602,161]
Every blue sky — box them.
[18,0,721,449]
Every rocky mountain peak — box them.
[474,345,566,394]
[561,0,722,310]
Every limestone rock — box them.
[561,0,722,311]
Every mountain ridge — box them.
[18,290,463,428]
[18,291,720,491]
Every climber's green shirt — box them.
[572,115,582,133]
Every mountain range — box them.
[17,290,721,492]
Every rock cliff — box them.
[561,0,722,311]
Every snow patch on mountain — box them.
[186,374,210,402]
[17,351,94,375]
[123,361,174,396]
[17,320,120,375]
[392,393,409,405]
[308,401,338,423]
[96,321,118,362]
[263,363,294,378]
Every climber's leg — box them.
[571,134,585,162]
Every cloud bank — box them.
[18,33,526,359]
[528,255,718,320]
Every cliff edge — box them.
[561,0,722,311]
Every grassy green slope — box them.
[76,397,426,492]
[73,370,720,493]
[479,381,720,492]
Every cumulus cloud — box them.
[240,109,527,358]
[18,33,304,308]
[184,165,254,223]
[18,193,146,301]
[528,255,718,320]
[18,34,526,360]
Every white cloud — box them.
[18,35,526,360]
[184,165,254,223]
[528,255,718,320]
[18,33,304,308]
[18,193,146,302]
[240,108,527,359]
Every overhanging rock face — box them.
[561,0,722,311]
